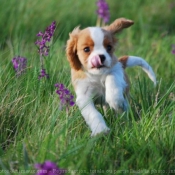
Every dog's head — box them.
[66,18,134,75]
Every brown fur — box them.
[66,28,95,71]
[102,29,118,66]
[102,29,117,53]
[119,55,129,69]
[103,18,134,34]
[76,29,94,70]
[66,27,82,70]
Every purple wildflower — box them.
[172,44,175,54]
[35,21,56,80]
[38,68,49,79]
[34,160,65,175]
[55,83,75,110]
[96,0,110,23]
[12,56,27,77]
[35,21,56,56]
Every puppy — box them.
[66,18,156,136]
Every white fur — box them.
[75,62,127,136]
[105,63,128,111]
[87,27,112,75]
[126,56,156,85]
[75,75,109,136]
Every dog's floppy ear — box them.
[103,18,134,34]
[66,27,82,70]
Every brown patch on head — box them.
[101,18,133,68]
[102,29,117,52]
[103,18,134,34]
[102,29,118,65]
[76,28,94,69]
[119,55,129,69]
[66,27,82,70]
[66,27,96,71]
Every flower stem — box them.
[96,17,101,27]
[40,55,44,69]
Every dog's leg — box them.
[75,86,110,136]
[105,72,128,112]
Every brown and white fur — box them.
[66,18,156,136]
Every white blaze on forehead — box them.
[89,27,104,49]
[87,27,112,74]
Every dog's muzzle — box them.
[91,55,106,68]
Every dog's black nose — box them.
[99,54,106,63]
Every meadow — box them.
[0,0,175,174]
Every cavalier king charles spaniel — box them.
[66,18,156,136]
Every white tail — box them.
[119,56,157,86]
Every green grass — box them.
[0,0,175,174]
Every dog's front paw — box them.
[106,96,128,112]
[91,123,110,137]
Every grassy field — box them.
[0,0,175,174]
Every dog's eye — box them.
[84,47,90,52]
[107,45,112,52]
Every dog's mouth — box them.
[91,55,106,69]
[92,65,106,69]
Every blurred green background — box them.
[0,0,175,45]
